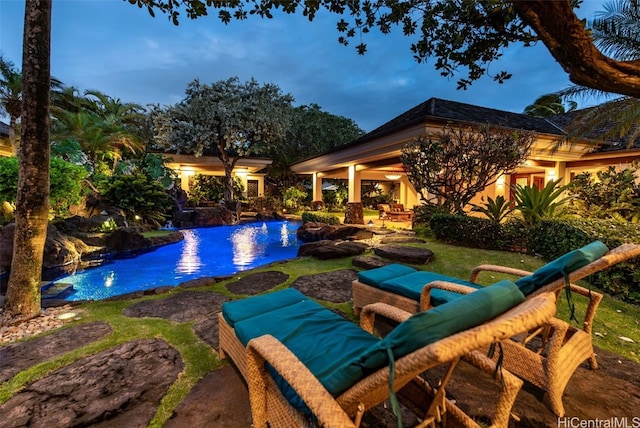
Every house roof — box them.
[0,121,9,137]
[353,97,566,146]
[292,98,568,168]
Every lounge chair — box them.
[351,241,640,416]
[219,282,557,427]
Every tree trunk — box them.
[4,0,52,320]
[8,116,17,155]
[514,0,640,98]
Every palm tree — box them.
[555,0,640,147]
[0,55,22,154]
[523,93,577,117]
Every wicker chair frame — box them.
[220,293,557,427]
[351,243,640,416]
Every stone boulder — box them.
[105,227,152,256]
[0,223,104,277]
[352,255,391,270]
[296,222,374,242]
[173,206,235,228]
[374,244,435,265]
[297,240,369,259]
[0,339,183,427]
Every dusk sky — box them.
[1,1,606,132]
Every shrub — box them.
[527,218,640,303]
[471,195,514,224]
[513,178,571,226]
[301,211,341,225]
[0,156,87,218]
[430,213,508,250]
[103,173,173,226]
[568,163,640,222]
[283,186,307,211]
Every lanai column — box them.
[345,165,364,224]
[311,172,324,210]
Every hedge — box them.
[301,211,341,225]
[428,214,640,303]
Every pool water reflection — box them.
[58,220,300,301]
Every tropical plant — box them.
[0,55,22,154]
[150,77,293,203]
[401,124,534,214]
[282,186,307,211]
[3,0,52,319]
[188,174,245,206]
[471,195,514,224]
[523,93,577,117]
[513,178,571,226]
[568,162,640,222]
[0,155,88,217]
[103,173,173,226]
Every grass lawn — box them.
[1,238,638,426]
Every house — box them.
[0,121,11,157]
[290,97,640,223]
[160,153,272,199]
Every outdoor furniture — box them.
[351,241,640,417]
[218,283,558,427]
[378,203,414,222]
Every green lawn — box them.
[1,239,638,426]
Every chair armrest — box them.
[568,284,604,334]
[246,334,357,428]
[419,281,479,312]
[469,264,533,283]
[359,302,412,333]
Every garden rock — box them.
[0,223,104,278]
[352,255,391,270]
[380,235,427,244]
[105,227,152,256]
[165,366,252,428]
[374,244,435,264]
[291,269,358,303]
[0,321,112,383]
[123,290,230,322]
[0,339,183,428]
[226,271,289,295]
[297,240,369,259]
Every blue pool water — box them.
[57,220,300,301]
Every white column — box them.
[348,165,362,203]
[312,172,323,201]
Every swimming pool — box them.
[56,220,300,301]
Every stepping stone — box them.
[123,290,229,322]
[291,269,358,303]
[374,245,434,265]
[165,366,251,428]
[352,255,391,270]
[0,339,182,427]
[0,321,112,383]
[225,271,289,295]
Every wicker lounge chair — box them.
[219,282,557,427]
[351,241,640,417]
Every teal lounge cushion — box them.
[221,288,307,327]
[515,241,609,295]
[379,271,482,305]
[323,279,525,396]
[234,299,379,413]
[357,263,417,287]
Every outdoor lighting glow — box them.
[385,173,401,180]
[176,229,201,274]
[496,175,506,187]
[57,312,77,320]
